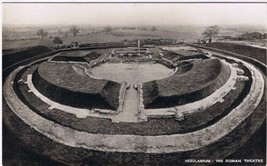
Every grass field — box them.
[3,30,200,50]
[4,24,264,50]
[3,26,205,50]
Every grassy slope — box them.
[159,59,222,95]
[3,46,53,69]
[33,62,121,109]
[161,50,208,63]
[143,59,231,108]
[37,62,106,93]
[206,42,267,64]
[83,51,102,62]
[51,51,101,62]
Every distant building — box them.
[213,35,232,41]
[70,42,80,48]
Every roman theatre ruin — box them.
[3,42,266,165]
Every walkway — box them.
[112,84,139,123]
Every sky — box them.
[2,3,267,26]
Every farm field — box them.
[4,24,262,50]
[3,27,201,50]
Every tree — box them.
[151,26,157,31]
[70,26,79,37]
[103,26,112,33]
[240,32,264,40]
[202,25,220,43]
[37,29,48,40]
[53,37,63,48]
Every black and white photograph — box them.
[2,2,267,165]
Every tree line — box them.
[38,24,220,48]
[37,26,80,39]
[36,26,80,48]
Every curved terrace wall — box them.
[205,42,267,64]
[180,80,247,132]
[143,59,231,108]
[32,62,121,110]
[51,56,87,62]
[3,45,53,69]
[175,63,193,75]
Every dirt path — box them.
[113,84,139,123]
